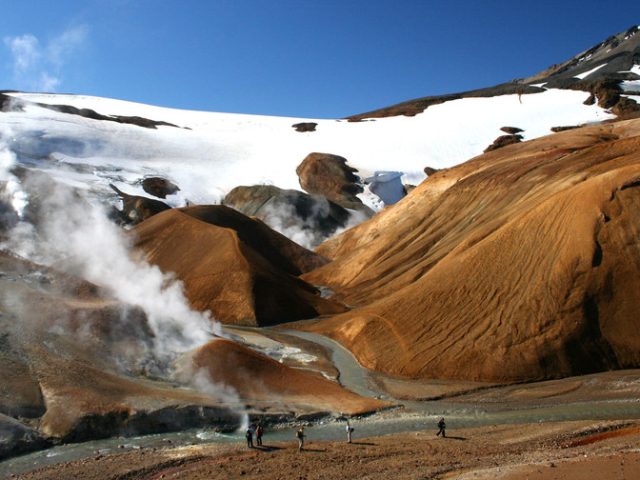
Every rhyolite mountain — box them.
[1,25,640,460]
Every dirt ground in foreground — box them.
[9,420,640,480]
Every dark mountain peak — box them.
[522,25,640,85]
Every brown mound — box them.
[132,206,346,326]
[185,339,387,415]
[300,119,640,382]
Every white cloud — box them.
[3,25,88,92]
[4,34,40,72]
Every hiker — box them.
[436,417,446,438]
[246,427,254,448]
[346,421,354,443]
[256,424,264,446]
[296,427,305,451]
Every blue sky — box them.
[1,0,639,118]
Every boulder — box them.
[292,122,317,132]
[484,134,523,152]
[500,126,524,134]
[140,177,180,199]
[0,414,50,461]
[296,153,368,211]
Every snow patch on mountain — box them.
[5,90,614,210]
[575,63,607,79]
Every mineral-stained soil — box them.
[11,420,640,480]
[132,205,346,326]
[176,339,388,415]
[300,119,640,383]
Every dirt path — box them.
[10,420,640,479]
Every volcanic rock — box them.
[0,414,50,460]
[292,122,317,132]
[300,119,640,383]
[132,206,346,326]
[483,134,523,152]
[223,185,356,247]
[110,184,171,225]
[140,177,180,199]
[500,126,523,134]
[296,153,368,211]
[179,339,387,415]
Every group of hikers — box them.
[244,417,446,451]
[244,423,264,448]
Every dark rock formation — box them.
[551,126,581,133]
[140,177,180,199]
[423,167,439,176]
[296,153,368,212]
[0,414,50,461]
[346,83,545,120]
[110,184,171,225]
[484,134,523,152]
[500,126,524,134]
[292,122,318,132]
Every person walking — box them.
[245,427,254,448]
[436,417,446,438]
[296,427,305,452]
[256,424,264,446]
[346,421,354,443]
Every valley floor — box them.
[10,420,640,479]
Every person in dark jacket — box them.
[436,417,446,437]
[246,427,254,448]
[256,424,264,446]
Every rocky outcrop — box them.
[300,119,640,383]
[484,134,523,152]
[292,122,317,132]
[223,185,356,247]
[132,206,346,326]
[296,153,368,212]
[0,414,50,460]
[110,184,171,225]
[500,126,523,134]
[140,177,180,199]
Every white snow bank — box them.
[574,63,607,79]
[6,90,614,209]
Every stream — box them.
[3,327,640,477]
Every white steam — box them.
[0,127,28,218]
[259,197,369,249]
[49,191,215,362]
[1,133,218,367]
